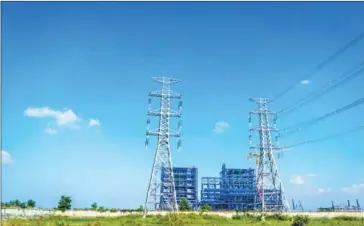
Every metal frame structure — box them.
[292,199,304,212]
[169,167,198,209]
[318,200,361,212]
[144,77,183,216]
[201,164,256,210]
[249,98,289,212]
[201,177,223,209]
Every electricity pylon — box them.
[248,98,289,212]
[143,77,183,216]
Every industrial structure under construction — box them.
[201,164,256,210]
[142,77,362,214]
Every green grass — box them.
[2,213,364,226]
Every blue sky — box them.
[2,2,364,210]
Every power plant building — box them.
[201,164,256,210]
[161,167,198,209]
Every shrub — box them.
[179,197,192,211]
[162,213,191,226]
[200,204,212,211]
[333,216,360,221]
[265,213,291,221]
[83,222,102,226]
[292,215,310,226]
[98,206,106,212]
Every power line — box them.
[270,31,364,103]
[281,125,364,149]
[278,61,364,115]
[280,96,364,136]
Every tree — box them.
[91,202,98,210]
[58,195,72,212]
[14,199,21,207]
[136,205,144,212]
[179,197,192,211]
[20,202,27,209]
[27,199,36,208]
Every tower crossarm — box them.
[249,146,282,151]
[152,77,181,85]
[147,131,181,137]
[148,110,182,117]
[250,127,279,132]
[149,90,182,99]
[250,110,277,115]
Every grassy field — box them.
[2,213,364,226]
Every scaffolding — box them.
[201,164,256,210]
[163,167,198,209]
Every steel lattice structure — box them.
[248,98,289,212]
[143,77,183,216]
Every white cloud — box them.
[342,183,364,194]
[24,107,80,130]
[89,118,101,127]
[24,107,80,126]
[290,175,305,185]
[214,121,229,134]
[290,174,317,185]
[45,127,57,135]
[301,80,311,85]
[2,150,13,164]
[317,188,332,193]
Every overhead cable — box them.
[280,96,364,136]
[281,125,364,149]
[270,31,364,103]
[278,61,364,115]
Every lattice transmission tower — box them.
[248,98,289,212]
[143,77,183,216]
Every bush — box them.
[292,215,310,226]
[179,197,192,211]
[265,213,291,221]
[97,206,106,212]
[162,213,191,226]
[200,204,212,211]
[333,216,360,221]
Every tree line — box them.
[1,199,36,209]
[2,196,212,212]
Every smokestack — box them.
[331,201,335,210]
[357,199,360,208]
[348,200,351,207]
[292,199,295,210]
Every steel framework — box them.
[200,164,256,210]
[168,167,198,209]
[249,98,289,212]
[143,77,183,215]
